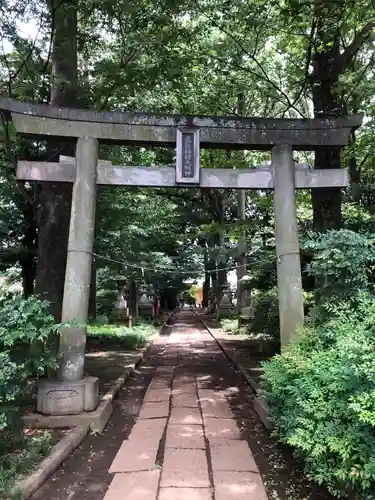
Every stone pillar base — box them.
[37,377,100,416]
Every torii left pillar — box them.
[37,137,100,416]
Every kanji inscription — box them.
[181,132,195,178]
[176,128,200,184]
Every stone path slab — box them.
[172,392,198,407]
[103,311,268,499]
[204,416,242,441]
[138,401,170,419]
[109,439,158,473]
[161,448,210,487]
[210,441,259,472]
[143,388,171,402]
[159,488,212,500]
[214,471,269,500]
[169,406,202,425]
[127,418,167,442]
[165,424,205,449]
[103,471,160,500]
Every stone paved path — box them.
[102,311,268,500]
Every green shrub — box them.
[91,314,109,325]
[87,319,158,350]
[0,296,58,433]
[262,293,375,498]
[96,288,117,317]
[220,318,238,333]
[251,288,279,338]
[249,251,277,291]
[304,230,375,304]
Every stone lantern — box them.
[238,274,253,327]
[217,282,235,317]
[139,283,155,318]
[111,275,132,327]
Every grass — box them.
[220,318,275,340]
[87,317,160,350]
[0,429,59,499]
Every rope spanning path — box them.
[91,246,268,275]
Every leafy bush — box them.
[262,293,375,498]
[218,309,238,320]
[220,318,239,333]
[251,288,279,338]
[0,296,58,433]
[248,251,277,291]
[304,230,375,303]
[96,288,117,318]
[91,314,109,325]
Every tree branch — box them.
[281,18,316,118]
[194,0,306,118]
[345,53,375,104]
[340,21,375,69]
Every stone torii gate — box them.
[0,98,362,420]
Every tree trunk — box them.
[208,245,218,304]
[203,272,210,308]
[35,0,78,320]
[217,196,227,289]
[236,90,247,310]
[309,3,374,228]
[129,280,139,317]
[310,2,343,231]
[312,151,342,231]
[217,232,227,288]
[236,190,247,311]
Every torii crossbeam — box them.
[17,158,348,189]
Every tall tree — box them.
[309,0,374,230]
[34,0,78,319]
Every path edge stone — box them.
[10,424,89,500]
[23,312,173,434]
[200,318,273,430]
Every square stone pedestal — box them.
[139,305,155,317]
[217,305,235,318]
[37,377,99,416]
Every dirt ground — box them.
[84,347,142,396]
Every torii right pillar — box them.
[272,144,304,347]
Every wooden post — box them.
[58,137,98,382]
[272,144,304,346]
